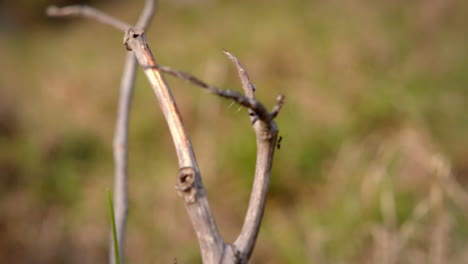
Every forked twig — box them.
[46,3,284,263]
[124,28,283,262]
[221,51,282,262]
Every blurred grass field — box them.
[1,0,468,263]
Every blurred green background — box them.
[1,0,467,263]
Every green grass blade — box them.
[107,190,121,264]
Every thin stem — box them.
[234,121,278,261]
[136,0,158,29]
[224,52,280,263]
[110,2,158,264]
[46,5,131,32]
[110,52,136,264]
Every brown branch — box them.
[47,3,284,262]
[123,28,225,263]
[224,53,281,263]
[46,5,131,32]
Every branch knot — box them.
[175,167,198,204]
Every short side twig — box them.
[222,50,256,98]
[147,65,271,121]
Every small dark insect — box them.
[277,135,283,150]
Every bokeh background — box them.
[1,0,467,263]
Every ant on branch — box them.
[276,135,283,150]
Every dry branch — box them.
[124,28,283,263]
[47,3,284,263]
[47,2,157,264]
[110,1,157,264]
[123,28,225,263]
[111,52,136,264]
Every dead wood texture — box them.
[47,2,284,264]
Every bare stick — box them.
[46,2,157,264]
[124,28,225,263]
[222,52,281,262]
[46,4,130,264]
[111,52,136,264]
[110,2,157,264]
[46,5,131,32]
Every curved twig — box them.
[124,28,225,263]
[111,2,158,264]
[223,52,282,263]
[46,5,131,32]
[46,2,158,264]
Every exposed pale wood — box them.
[123,28,225,263]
